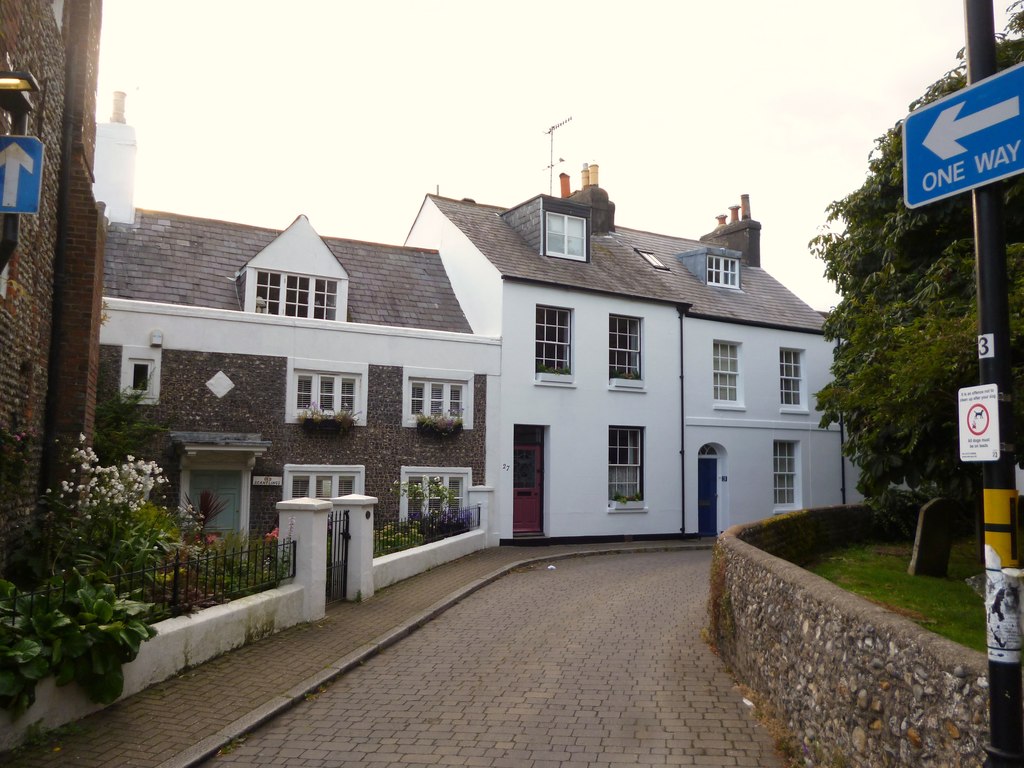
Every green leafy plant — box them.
[391,476,461,511]
[609,369,640,380]
[611,493,643,503]
[0,425,33,489]
[536,364,571,375]
[92,387,167,467]
[0,571,156,720]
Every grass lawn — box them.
[807,537,986,652]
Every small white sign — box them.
[252,475,283,487]
[979,333,995,359]
[959,384,1000,461]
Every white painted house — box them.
[407,166,856,540]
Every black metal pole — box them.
[965,2,1024,766]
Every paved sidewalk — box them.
[2,541,714,768]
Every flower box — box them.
[299,409,356,435]
[415,414,463,438]
[302,419,346,433]
[608,499,646,513]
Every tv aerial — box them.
[544,116,572,195]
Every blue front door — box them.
[697,457,718,537]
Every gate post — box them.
[277,497,331,621]
[334,494,377,601]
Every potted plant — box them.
[609,493,645,511]
[299,403,357,434]
[415,413,463,437]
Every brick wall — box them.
[98,347,487,534]
[0,1,104,574]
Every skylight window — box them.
[635,248,669,271]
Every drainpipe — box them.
[678,304,687,536]
[41,14,80,496]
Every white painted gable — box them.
[248,215,348,280]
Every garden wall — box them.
[709,506,990,768]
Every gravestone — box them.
[908,498,956,577]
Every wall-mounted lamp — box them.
[0,71,42,274]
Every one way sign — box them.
[0,136,44,215]
[904,60,1024,208]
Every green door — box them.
[188,470,242,533]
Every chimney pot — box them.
[111,91,127,124]
[581,163,590,189]
[559,172,571,198]
[728,205,740,224]
[716,214,728,227]
[588,163,599,187]
[740,193,751,220]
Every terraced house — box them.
[406,165,857,541]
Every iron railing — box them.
[0,538,296,625]
[374,505,481,557]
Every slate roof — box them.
[428,195,824,333]
[104,209,472,334]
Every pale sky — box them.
[95,1,1015,311]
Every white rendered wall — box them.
[496,282,685,539]
[682,317,850,533]
[93,120,137,224]
[405,197,505,337]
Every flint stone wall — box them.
[709,506,989,768]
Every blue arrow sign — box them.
[0,136,44,215]
[904,61,1024,208]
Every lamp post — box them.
[0,71,40,272]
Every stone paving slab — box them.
[1,542,707,768]
[205,550,782,768]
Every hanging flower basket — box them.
[415,414,463,438]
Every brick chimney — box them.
[568,162,615,234]
[559,172,571,198]
[700,194,760,267]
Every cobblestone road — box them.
[205,550,783,768]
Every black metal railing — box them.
[326,508,350,604]
[0,538,296,626]
[374,505,481,557]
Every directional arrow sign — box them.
[0,136,44,215]
[904,60,1024,208]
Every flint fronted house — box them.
[99,207,500,534]
[406,165,856,541]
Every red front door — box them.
[512,444,542,533]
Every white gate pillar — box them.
[277,497,331,621]
[333,494,377,601]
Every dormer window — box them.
[256,270,338,320]
[545,212,586,260]
[707,254,739,288]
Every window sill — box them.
[535,372,575,386]
[608,501,647,513]
[712,403,746,412]
[608,378,645,391]
[779,406,809,416]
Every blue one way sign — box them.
[904,60,1024,208]
[0,136,44,215]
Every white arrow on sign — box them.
[0,141,34,207]
[922,96,1021,160]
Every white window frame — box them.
[609,315,642,380]
[545,212,587,261]
[773,441,800,510]
[712,341,742,407]
[398,466,471,518]
[402,367,474,429]
[286,359,368,425]
[535,305,572,376]
[283,464,365,500]
[779,348,806,411]
[608,427,644,503]
[119,345,162,404]
[707,254,740,288]
[255,268,339,320]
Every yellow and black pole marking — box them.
[985,489,1022,568]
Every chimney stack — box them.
[111,90,127,124]
[700,194,760,268]
[716,214,728,227]
[567,161,615,233]
[588,163,599,187]
[559,172,571,198]
[581,163,591,189]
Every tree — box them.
[813,7,1024,502]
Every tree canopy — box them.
[813,7,1024,502]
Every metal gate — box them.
[326,508,350,603]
